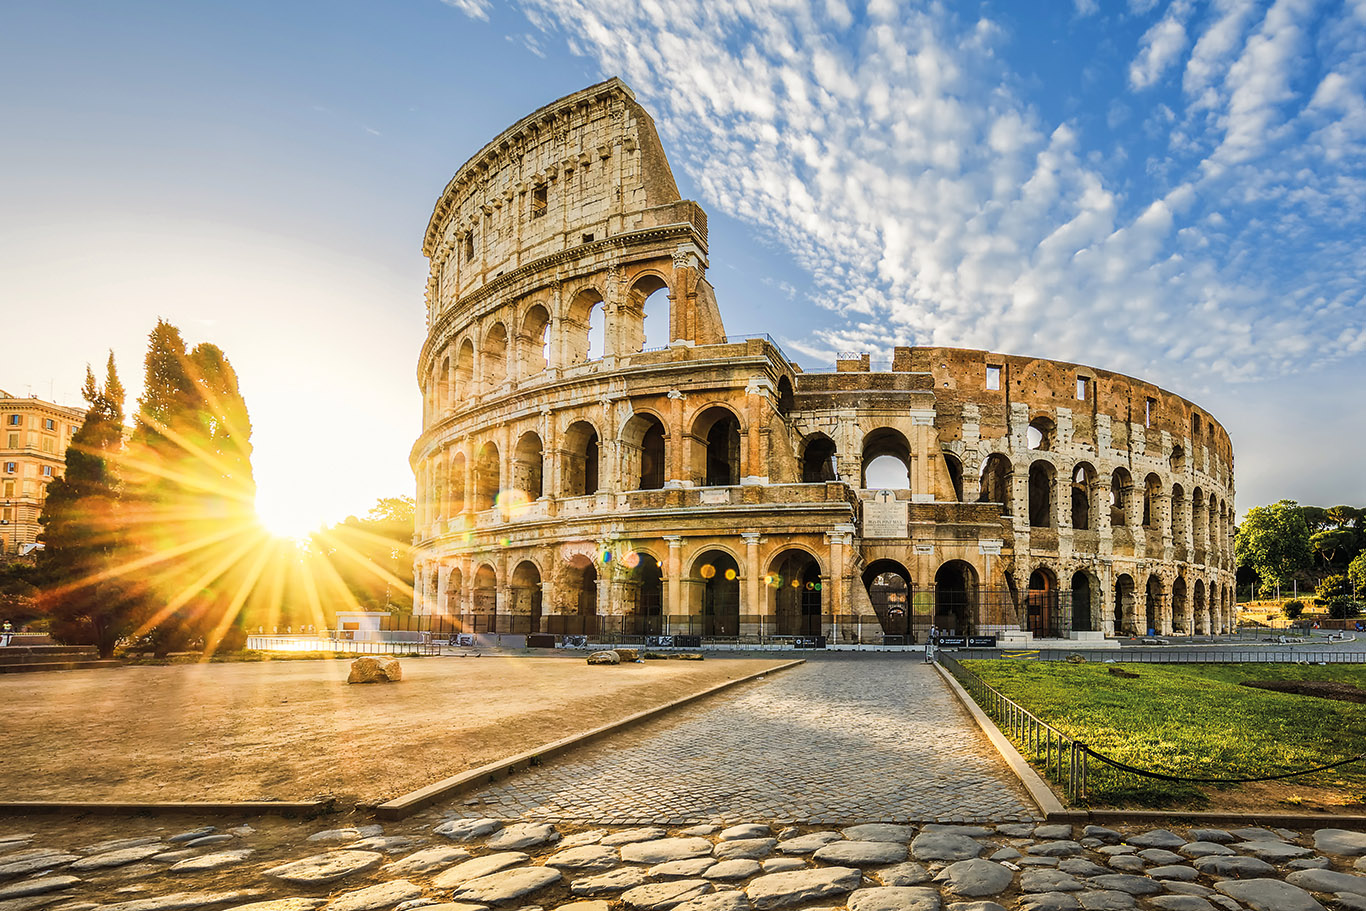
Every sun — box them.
[255,498,323,540]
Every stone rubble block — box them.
[622,838,715,865]
[347,656,402,683]
[1147,896,1217,911]
[811,841,907,866]
[382,845,472,875]
[650,858,717,879]
[326,879,424,911]
[0,874,81,899]
[262,850,384,886]
[718,825,770,842]
[1233,840,1313,861]
[434,818,503,841]
[1147,865,1199,881]
[1314,829,1366,857]
[933,858,1014,897]
[910,833,984,862]
[544,845,620,871]
[844,885,942,911]
[168,849,254,873]
[775,832,843,855]
[705,860,762,880]
[1076,890,1138,910]
[69,845,165,871]
[670,891,752,911]
[1017,892,1082,911]
[713,839,777,861]
[745,866,862,909]
[1136,849,1182,864]
[1284,867,1366,895]
[1192,854,1277,877]
[451,866,564,904]
[842,825,917,844]
[1188,829,1233,844]
[485,823,560,851]
[876,862,933,886]
[1087,874,1162,895]
[1214,877,1327,911]
[0,850,80,879]
[167,827,215,844]
[760,858,805,874]
[96,890,271,910]
[1021,869,1083,893]
[621,878,715,911]
[82,836,161,854]
[1177,843,1233,858]
[601,828,669,847]
[560,829,609,848]
[570,866,649,895]
[431,852,531,889]
[1029,841,1085,858]
[1125,831,1186,849]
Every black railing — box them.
[939,652,1088,800]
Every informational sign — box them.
[645,635,703,648]
[937,635,998,648]
[791,636,827,649]
[913,543,935,555]
[863,490,908,538]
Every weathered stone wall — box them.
[411,81,1236,640]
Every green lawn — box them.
[961,660,1366,808]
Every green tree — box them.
[1234,499,1313,592]
[310,496,415,616]
[124,321,257,655]
[36,354,131,657]
[1300,505,1330,531]
[1350,551,1366,598]
[1316,573,1351,604]
[1310,527,1357,567]
[1282,599,1305,620]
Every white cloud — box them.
[442,0,492,21]
[508,0,1364,389]
[1129,0,1193,90]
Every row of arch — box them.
[420,545,828,637]
[424,274,673,418]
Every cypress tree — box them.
[38,353,129,657]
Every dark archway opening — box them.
[935,561,976,635]
[771,549,822,636]
[801,434,838,483]
[863,559,913,640]
[1027,569,1059,637]
[696,550,740,637]
[1071,571,1093,632]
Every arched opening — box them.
[692,406,741,487]
[1028,461,1056,528]
[474,441,500,511]
[519,304,551,377]
[563,554,599,620]
[473,563,497,615]
[512,431,543,500]
[1026,568,1058,637]
[1071,463,1095,530]
[1027,416,1055,451]
[1145,575,1163,635]
[1208,492,1219,557]
[942,452,964,502]
[935,561,977,635]
[448,451,466,515]
[979,453,1013,515]
[861,428,911,489]
[1172,576,1188,633]
[776,376,794,417]
[769,549,822,636]
[432,451,447,523]
[565,288,605,364]
[1142,473,1162,528]
[1194,579,1207,634]
[625,552,664,635]
[444,566,462,618]
[1171,484,1187,548]
[562,421,600,497]
[510,561,543,635]
[621,412,666,490]
[800,434,838,483]
[482,323,508,391]
[862,560,912,639]
[455,339,474,400]
[1071,572,1094,632]
[1114,574,1135,636]
[627,274,670,352]
[694,550,740,638]
[1110,468,1132,527]
[437,357,451,414]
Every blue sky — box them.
[2,0,1363,533]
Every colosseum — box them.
[410,78,1236,647]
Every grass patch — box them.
[962,660,1366,808]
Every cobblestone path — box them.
[461,656,1039,825]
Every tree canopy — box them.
[1234,499,1313,592]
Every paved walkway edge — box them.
[0,799,334,818]
[933,661,1071,822]
[374,658,807,820]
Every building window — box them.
[1145,397,1156,428]
[531,185,547,218]
[5,415,18,426]
[6,433,16,448]
[986,365,1001,390]
[1076,376,1090,400]
[44,419,54,431]
[464,232,475,263]
[41,437,54,453]
[2,480,12,496]
[42,465,53,477]
[3,462,14,474]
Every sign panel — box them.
[936,635,999,648]
[791,636,827,649]
[863,490,908,538]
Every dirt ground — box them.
[0,655,789,805]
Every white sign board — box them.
[863,490,908,538]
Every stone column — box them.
[435,565,449,619]
[742,532,762,620]
[667,390,687,486]
[665,535,684,617]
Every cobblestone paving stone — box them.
[460,657,1038,825]
[5,817,1366,909]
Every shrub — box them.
[1283,600,1305,620]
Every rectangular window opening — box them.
[582,232,595,244]
[1145,397,1156,427]
[531,185,547,218]
[1076,376,1090,401]
[464,232,475,263]
[985,365,1001,390]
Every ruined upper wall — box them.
[423,78,704,318]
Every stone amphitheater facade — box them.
[411,78,1236,643]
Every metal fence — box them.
[245,635,441,656]
[939,652,1088,800]
[951,647,1366,663]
